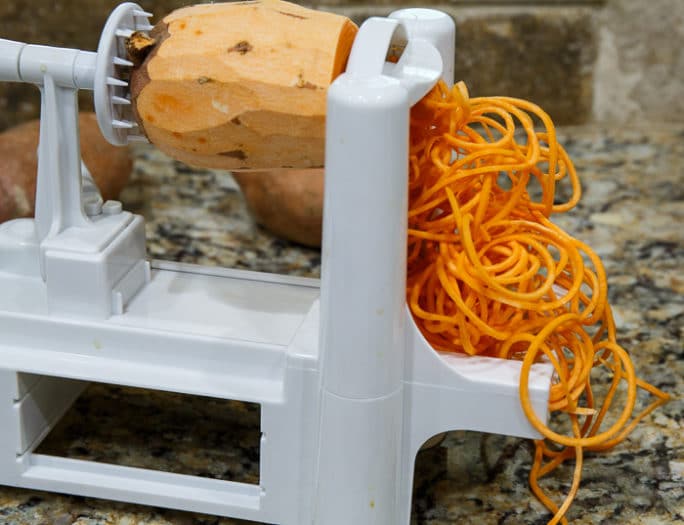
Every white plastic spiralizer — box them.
[0,4,553,524]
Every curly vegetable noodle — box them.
[407,81,670,524]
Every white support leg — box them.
[315,50,411,525]
[0,370,22,482]
[34,75,90,255]
[0,370,86,485]
[313,15,444,524]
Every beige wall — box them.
[0,0,681,130]
[593,0,684,124]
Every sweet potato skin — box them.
[0,113,133,223]
[233,168,323,247]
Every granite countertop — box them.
[0,125,682,524]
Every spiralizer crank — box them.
[0,4,553,524]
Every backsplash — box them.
[0,0,681,130]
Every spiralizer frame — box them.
[0,5,553,524]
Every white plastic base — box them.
[0,261,551,524]
[0,211,149,319]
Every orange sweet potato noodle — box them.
[407,81,670,524]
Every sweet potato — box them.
[233,168,323,247]
[0,113,133,223]
[129,0,357,171]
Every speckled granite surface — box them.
[0,125,682,524]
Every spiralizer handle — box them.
[0,39,26,82]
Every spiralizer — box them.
[0,4,554,524]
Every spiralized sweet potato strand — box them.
[407,81,670,524]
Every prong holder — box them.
[0,6,554,525]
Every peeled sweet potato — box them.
[0,113,133,223]
[129,0,357,171]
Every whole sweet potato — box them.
[233,168,323,247]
